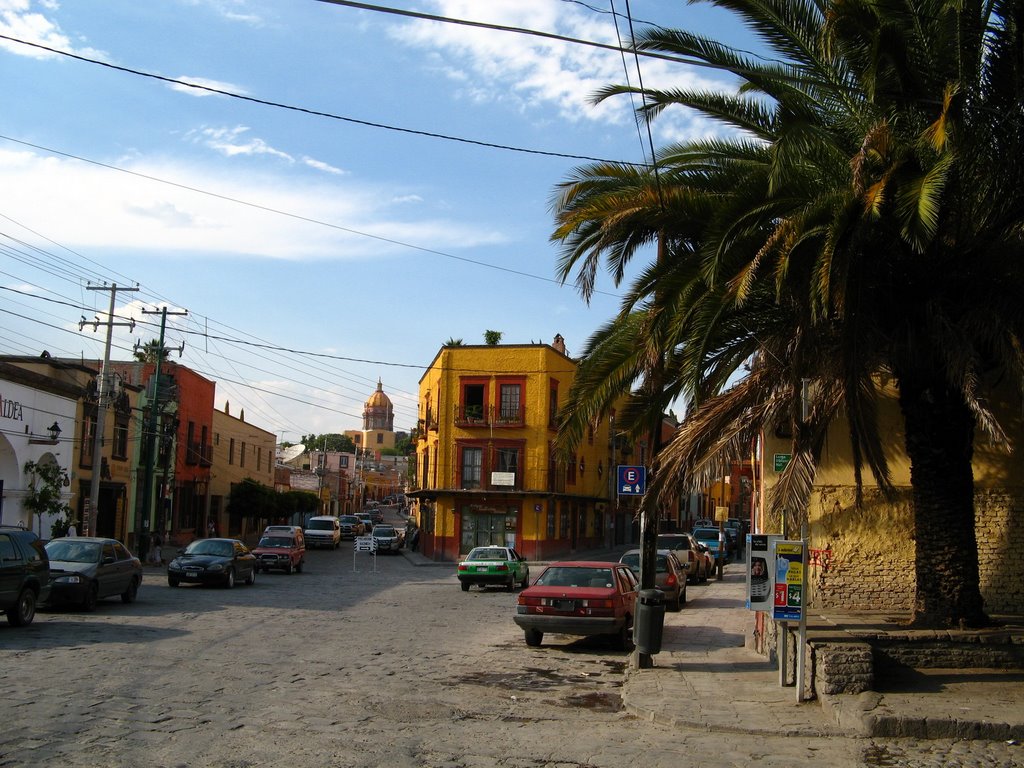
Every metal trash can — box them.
[633,588,665,654]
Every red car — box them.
[513,561,639,649]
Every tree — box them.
[300,433,355,453]
[133,339,169,363]
[227,479,278,528]
[483,330,503,345]
[22,460,72,539]
[444,337,464,346]
[553,0,1024,627]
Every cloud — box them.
[0,0,107,59]
[180,0,263,26]
[301,156,346,175]
[169,76,249,97]
[186,126,294,162]
[389,0,733,141]
[0,146,502,260]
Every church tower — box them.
[351,378,396,453]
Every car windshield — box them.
[186,540,234,557]
[620,553,671,573]
[373,527,396,536]
[308,520,336,531]
[258,536,291,548]
[46,540,101,563]
[466,548,509,561]
[657,536,691,550]
[692,528,719,542]
[536,566,613,588]
[340,516,359,524]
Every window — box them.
[214,433,220,446]
[460,379,487,423]
[460,446,483,489]
[80,406,97,468]
[548,380,559,427]
[229,438,235,465]
[497,380,523,424]
[496,447,519,476]
[567,454,577,485]
[240,441,246,468]
[546,506,556,538]
[256,446,262,472]
[112,415,129,460]
[559,502,570,538]
[376,433,383,444]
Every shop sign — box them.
[0,392,25,422]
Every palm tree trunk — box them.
[899,378,988,628]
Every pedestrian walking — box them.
[150,532,163,565]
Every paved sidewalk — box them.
[621,567,1024,741]
[620,569,843,737]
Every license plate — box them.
[185,569,200,575]
[554,599,574,611]
[476,566,489,572]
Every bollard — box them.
[633,588,666,655]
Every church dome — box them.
[363,379,394,432]
[366,379,392,408]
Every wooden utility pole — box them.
[81,284,138,536]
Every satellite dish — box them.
[278,444,305,463]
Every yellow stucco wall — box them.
[211,408,276,497]
[760,378,1024,613]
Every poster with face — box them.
[746,534,779,610]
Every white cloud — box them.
[186,126,294,162]
[301,156,345,175]
[169,76,248,97]
[390,0,732,141]
[0,147,503,260]
[180,0,263,26]
[0,0,107,59]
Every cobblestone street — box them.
[1,541,1022,767]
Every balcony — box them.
[493,405,524,427]
[454,404,488,427]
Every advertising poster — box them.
[745,534,779,611]
[770,539,805,622]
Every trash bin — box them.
[633,588,665,654]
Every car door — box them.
[0,533,22,607]
[97,541,123,598]
[235,541,255,579]
[510,548,527,581]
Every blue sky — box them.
[0,0,750,442]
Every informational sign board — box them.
[354,536,377,553]
[617,465,646,495]
[745,533,780,611]
[491,472,515,487]
[770,539,805,621]
[773,453,792,472]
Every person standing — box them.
[150,532,163,566]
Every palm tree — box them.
[554,0,1024,627]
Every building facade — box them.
[210,403,277,538]
[409,340,624,562]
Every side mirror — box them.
[102,556,115,565]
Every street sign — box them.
[773,453,792,472]
[617,465,646,495]
[354,536,376,553]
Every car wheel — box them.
[224,568,235,589]
[460,580,470,592]
[284,562,293,575]
[519,572,529,589]
[168,576,180,588]
[680,585,687,607]
[614,622,632,652]
[121,578,139,604]
[82,583,99,612]
[507,576,515,591]
[296,560,303,574]
[524,629,543,647]
[6,588,36,627]
[245,567,256,586]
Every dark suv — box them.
[0,527,51,626]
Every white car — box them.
[304,516,341,549]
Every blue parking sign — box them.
[617,465,646,495]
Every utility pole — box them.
[81,283,138,536]
[138,307,187,548]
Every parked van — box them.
[304,516,341,549]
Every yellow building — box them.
[409,338,622,562]
[759,377,1024,614]
[210,403,277,539]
